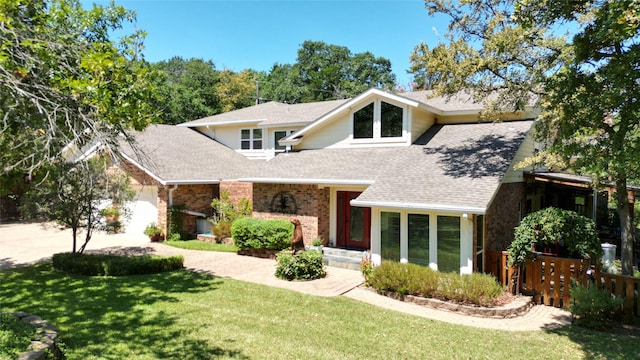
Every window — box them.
[408,214,429,266]
[274,130,293,151]
[437,216,460,273]
[353,103,374,139]
[381,101,403,137]
[380,212,400,261]
[241,128,262,150]
[352,100,404,140]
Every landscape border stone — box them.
[373,289,534,318]
[11,311,61,360]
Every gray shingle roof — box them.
[119,124,252,184]
[246,120,534,212]
[179,99,350,127]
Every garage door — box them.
[124,185,158,235]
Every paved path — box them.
[0,222,572,331]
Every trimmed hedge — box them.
[275,250,326,281]
[231,217,293,251]
[367,261,504,307]
[52,253,184,276]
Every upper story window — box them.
[241,128,262,150]
[274,130,293,151]
[352,100,405,140]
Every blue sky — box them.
[87,0,447,86]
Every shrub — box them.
[275,250,326,281]
[0,312,36,360]
[52,253,184,276]
[570,283,623,329]
[231,217,293,251]
[509,207,602,267]
[210,191,252,238]
[367,261,503,306]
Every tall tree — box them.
[414,0,640,275]
[260,41,397,103]
[0,0,160,175]
[217,69,259,112]
[150,57,220,124]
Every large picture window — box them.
[352,100,404,140]
[353,103,374,139]
[380,211,400,261]
[241,128,262,150]
[408,214,430,266]
[437,216,460,273]
[381,101,403,138]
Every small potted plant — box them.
[307,237,324,252]
[101,207,121,233]
[144,222,165,242]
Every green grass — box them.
[1,263,638,359]
[164,240,238,252]
[0,312,36,359]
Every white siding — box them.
[410,108,435,142]
[502,131,536,184]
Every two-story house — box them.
[118,88,538,274]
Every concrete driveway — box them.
[0,222,150,270]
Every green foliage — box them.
[167,204,186,239]
[360,251,374,284]
[311,237,323,246]
[0,0,161,175]
[0,312,36,359]
[166,233,181,242]
[275,250,326,281]
[367,261,503,307]
[143,222,164,237]
[259,40,396,103]
[569,283,623,330]
[230,217,293,251]
[20,159,135,254]
[52,253,184,276]
[150,57,221,124]
[164,240,238,253]
[509,207,603,267]
[210,191,252,239]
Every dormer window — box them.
[241,128,262,150]
[352,100,405,140]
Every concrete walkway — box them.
[0,222,572,331]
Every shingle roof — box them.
[245,120,534,212]
[119,124,251,184]
[179,99,350,127]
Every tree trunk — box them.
[615,180,635,276]
[72,227,77,254]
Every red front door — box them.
[336,191,371,250]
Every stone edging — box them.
[11,311,60,360]
[374,289,534,318]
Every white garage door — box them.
[124,185,158,235]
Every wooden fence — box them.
[485,251,640,320]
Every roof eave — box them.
[178,119,265,127]
[238,177,375,186]
[350,199,486,215]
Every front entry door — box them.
[336,191,371,250]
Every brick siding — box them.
[251,183,330,246]
[485,182,526,251]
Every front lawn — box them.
[0,263,637,359]
[164,240,238,252]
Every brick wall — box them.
[251,183,330,246]
[220,181,253,206]
[485,182,526,251]
[171,184,218,236]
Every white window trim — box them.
[350,97,408,143]
[274,130,294,152]
[371,208,474,274]
[240,128,263,151]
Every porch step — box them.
[322,248,366,271]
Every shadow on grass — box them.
[0,263,249,359]
[545,317,640,359]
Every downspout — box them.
[168,184,178,207]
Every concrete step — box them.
[321,248,366,271]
